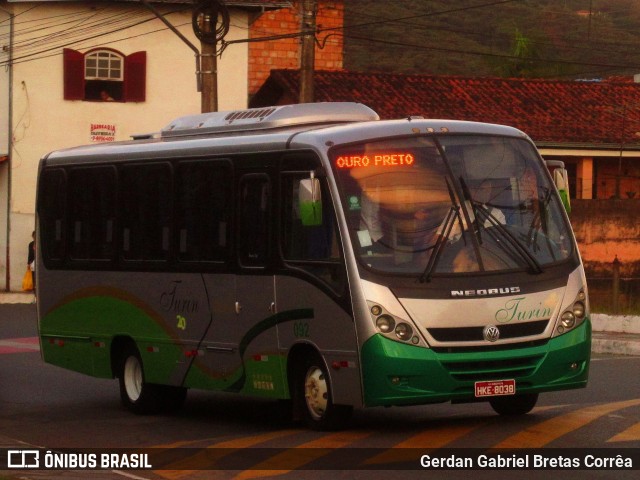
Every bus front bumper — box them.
[361,320,591,407]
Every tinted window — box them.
[68,166,116,261]
[120,163,172,261]
[281,173,346,292]
[176,161,231,263]
[39,168,67,262]
[238,174,270,267]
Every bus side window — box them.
[281,173,345,292]
[120,163,172,262]
[238,174,270,267]
[68,166,117,261]
[39,168,67,263]
[176,161,231,263]
[282,175,334,261]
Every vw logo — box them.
[483,325,500,342]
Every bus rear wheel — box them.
[118,346,186,414]
[296,354,352,430]
[489,393,538,416]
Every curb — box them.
[592,331,640,356]
[0,292,36,304]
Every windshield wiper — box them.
[459,177,483,245]
[419,178,462,283]
[473,203,544,274]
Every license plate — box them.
[474,379,516,397]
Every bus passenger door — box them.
[232,173,279,395]
[191,172,278,395]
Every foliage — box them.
[343,0,640,79]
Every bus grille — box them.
[427,319,548,342]
[440,354,545,381]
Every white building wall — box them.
[2,1,249,290]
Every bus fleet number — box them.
[293,322,310,338]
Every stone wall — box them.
[571,199,640,277]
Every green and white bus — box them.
[36,102,590,430]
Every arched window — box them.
[84,50,123,101]
[63,48,146,102]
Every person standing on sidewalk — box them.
[27,231,36,295]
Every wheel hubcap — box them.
[304,366,328,420]
[124,356,143,402]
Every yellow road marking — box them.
[608,421,640,443]
[363,420,485,465]
[494,398,640,449]
[232,430,373,480]
[154,429,302,480]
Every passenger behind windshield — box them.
[332,135,573,276]
[337,138,481,274]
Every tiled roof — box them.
[250,69,640,147]
[8,1,289,8]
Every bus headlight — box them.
[376,315,395,333]
[395,323,413,341]
[572,301,585,319]
[555,289,589,336]
[561,311,575,328]
[368,301,426,347]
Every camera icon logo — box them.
[7,450,40,469]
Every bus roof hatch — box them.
[161,102,379,138]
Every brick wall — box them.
[249,1,344,95]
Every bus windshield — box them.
[331,135,573,277]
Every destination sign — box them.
[335,152,415,169]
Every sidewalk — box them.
[1,292,639,355]
[1,291,36,304]
[590,313,640,356]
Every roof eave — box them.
[535,141,640,151]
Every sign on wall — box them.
[90,123,116,143]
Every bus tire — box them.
[118,346,164,414]
[489,393,538,416]
[296,353,352,431]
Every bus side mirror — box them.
[299,174,323,226]
[545,160,571,215]
[553,167,571,214]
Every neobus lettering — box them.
[451,287,520,297]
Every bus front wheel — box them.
[489,393,538,416]
[296,354,352,430]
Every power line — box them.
[4,0,640,77]
[340,32,640,72]
[0,6,191,67]
[344,5,640,58]
[340,0,521,32]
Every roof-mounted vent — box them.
[161,102,379,138]
[224,107,277,122]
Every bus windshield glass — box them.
[331,135,573,276]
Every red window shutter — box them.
[124,51,147,102]
[63,48,84,100]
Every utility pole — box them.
[193,1,229,113]
[199,16,218,113]
[143,0,225,113]
[299,0,316,103]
